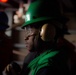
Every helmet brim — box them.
[22,16,69,29]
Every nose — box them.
[24,35,29,40]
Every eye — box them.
[24,27,34,36]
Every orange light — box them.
[0,0,8,3]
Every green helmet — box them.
[22,0,68,28]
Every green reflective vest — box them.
[27,49,59,75]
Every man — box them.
[0,12,13,75]
[4,0,76,75]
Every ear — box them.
[40,23,56,41]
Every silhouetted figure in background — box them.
[0,12,13,75]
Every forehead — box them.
[23,20,59,29]
[24,24,39,31]
[24,23,42,29]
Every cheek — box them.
[33,34,40,48]
[28,36,34,47]
[25,33,40,51]
[25,36,34,51]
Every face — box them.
[24,25,40,52]
[23,23,57,52]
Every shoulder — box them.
[36,66,61,75]
[36,65,70,75]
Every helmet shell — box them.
[22,0,69,28]
[0,12,9,30]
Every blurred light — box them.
[13,15,19,23]
[0,0,8,3]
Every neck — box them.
[37,41,57,55]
